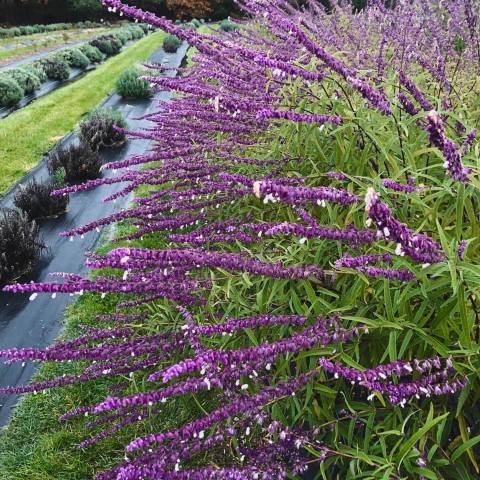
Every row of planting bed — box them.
[0,22,152,111]
[0,21,103,39]
[0,34,185,287]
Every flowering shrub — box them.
[40,57,71,81]
[22,63,47,83]
[47,141,102,182]
[90,35,123,56]
[78,108,128,150]
[63,48,91,70]
[3,0,480,479]
[3,68,41,94]
[0,209,45,285]
[79,44,104,63]
[13,179,69,220]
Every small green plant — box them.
[41,58,71,81]
[64,48,90,69]
[0,76,24,107]
[163,34,182,53]
[90,35,122,55]
[190,18,201,29]
[114,30,130,45]
[78,108,128,150]
[138,23,151,34]
[22,64,47,83]
[220,19,239,32]
[115,67,152,99]
[79,44,104,63]
[126,25,145,39]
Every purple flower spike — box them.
[365,188,445,264]
[425,111,471,183]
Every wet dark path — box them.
[0,41,189,427]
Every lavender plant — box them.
[3,0,480,478]
[13,179,70,220]
[0,209,45,284]
[47,141,102,182]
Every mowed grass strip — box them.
[0,222,195,480]
[0,30,167,195]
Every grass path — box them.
[0,30,167,195]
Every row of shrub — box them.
[0,23,151,109]
[0,20,102,39]
[0,107,128,285]
[0,37,189,282]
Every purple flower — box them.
[365,188,445,264]
[425,111,471,182]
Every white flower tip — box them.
[364,187,377,212]
[252,181,262,198]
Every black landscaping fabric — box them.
[0,42,189,426]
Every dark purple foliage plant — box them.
[0,209,45,285]
[13,179,70,220]
[47,141,102,183]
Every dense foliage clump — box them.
[13,179,70,220]
[78,43,104,63]
[0,76,24,107]
[41,57,71,81]
[162,33,181,52]
[0,209,45,285]
[78,107,128,150]
[22,63,47,83]
[47,141,102,182]
[219,19,238,32]
[0,21,102,39]
[90,34,122,55]
[115,67,152,98]
[3,68,41,94]
[63,48,91,69]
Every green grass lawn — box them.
[0,30,167,195]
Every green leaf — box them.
[397,412,449,465]
[453,415,480,472]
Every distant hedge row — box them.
[0,21,102,39]
[0,23,151,108]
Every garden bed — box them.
[0,40,189,429]
[0,24,152,119]
[0,30,170,194]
